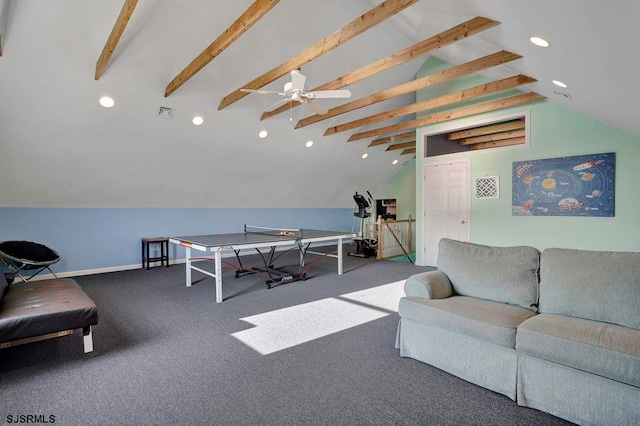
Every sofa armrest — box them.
[404,270,453,299]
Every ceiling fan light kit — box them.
[242,70,351,115]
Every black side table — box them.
[141,237,170,270]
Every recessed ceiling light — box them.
[192,116,204,125]
[306,140,313,148]
[259,130,268,138]
[552,80,568,88]
[99,96,114,108]
[529,36,550,48]
[392,159,398,165]
[361,153,368,159]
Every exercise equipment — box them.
[348,192,377,258]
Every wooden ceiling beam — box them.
[165,0,280,97]
[386,141,416,151]
[325,74,535,135]
[470,136,526,150]
[218,0,418,110]
[95,0,139,80]
[298,50,522,130]
[401,148,416,155]
[260,16,499,120]
[458,129,526,145]
[368,132,414,147]
[347,92,546,142]
[447,119,524,140]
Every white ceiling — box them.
[393,0,640,137]
[0,0,638,208]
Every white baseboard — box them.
[23,257,208,281]
[22,241,343,282]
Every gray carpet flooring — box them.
[0,250,572,425]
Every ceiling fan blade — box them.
[290,70,306,92]
[305,100,328,115]
[307,89,352,99]
[265,98,291,112]
[241,89,286,96]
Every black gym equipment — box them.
[348,192,377,258]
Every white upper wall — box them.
[1,1,639,208]
[0,0,416,208]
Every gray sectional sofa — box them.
[396,238,640,425]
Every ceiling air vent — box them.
[475,175,500,199]
[158,106,174,119]
[553,91,572,101]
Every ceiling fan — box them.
[241,70,352,115]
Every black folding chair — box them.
[0,241,60,282]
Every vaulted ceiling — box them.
[0,0,638,208]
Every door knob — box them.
[461,220,466,224]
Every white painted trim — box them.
[418,109,531,162]
[418,158,471,267]
[414,109,530,266]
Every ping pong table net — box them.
[243,225,300,238]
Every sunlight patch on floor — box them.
[232,280,406,355]
[340,280,406,312]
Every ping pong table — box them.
[169,225,355,303]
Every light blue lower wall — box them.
[0,208,354,275]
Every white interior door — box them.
[423,161,470,266]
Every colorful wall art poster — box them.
[512,152,615,216]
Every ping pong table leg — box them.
[215,250,223,303]
[299,243,304,268]
[338,238,344,275]
[185,247,192,287]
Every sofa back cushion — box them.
[540,248,640,330]
[437,238,540,311]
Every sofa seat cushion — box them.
[399,295,537,348]
[516,314,640,388]
[0,278,98,343]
